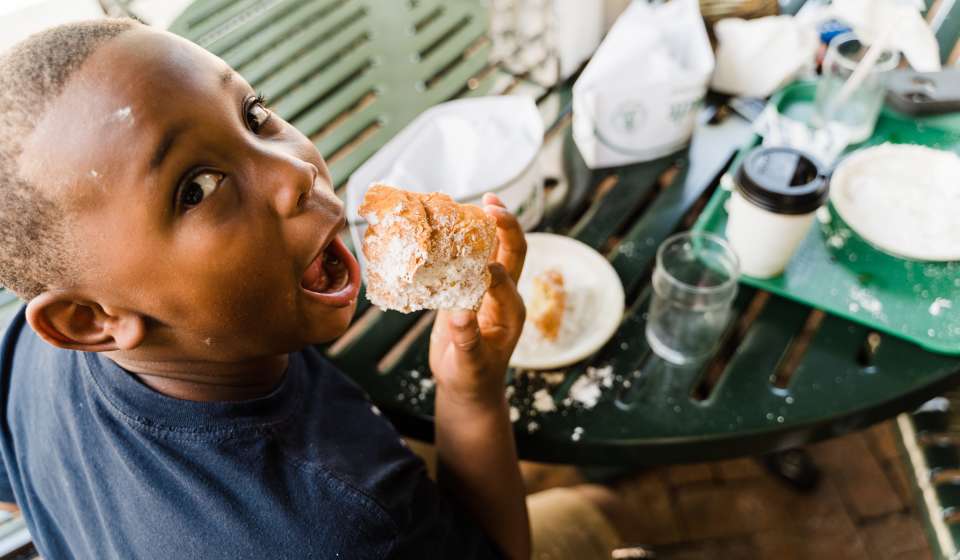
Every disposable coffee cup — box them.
[725,147,829,278]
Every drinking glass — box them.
[645,232,740,365]
[814,32,900,144]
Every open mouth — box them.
[301,236,360,306]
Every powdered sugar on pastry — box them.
[359,184,496,312]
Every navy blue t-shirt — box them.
[0,309,500,559]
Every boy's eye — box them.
[179,172,223,209]
[245,97,271,134]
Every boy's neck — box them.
[109,353,290,402]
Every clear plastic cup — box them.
[814,32,900,144]
[645,232,740,365]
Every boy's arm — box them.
[434,386,527,559]
[429,195,530,559]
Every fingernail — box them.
[451,310,472,327]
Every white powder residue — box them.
[930,297,953,316]
[394,370,436,406]
[849,286,884,318]
[365,205,488,311]
[569,377,601,409]
[568,365,613,409]
[110,106,134,124]
[832,144,960,261]
[593,365,614,388]
[720,173,735,191]
[826,228,851,249]
[514,277,593,359]
[618,241,636,257]
[571,426,584,441]
[540,372,565,385]
[532,389,556,413]
[517,370,565,385]
[816,207,832,224]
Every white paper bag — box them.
[573,0,714,169]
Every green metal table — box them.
[326,111,960,466]
[3,0,957,468]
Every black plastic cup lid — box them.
[735,147,829,215]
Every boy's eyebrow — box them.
[149,124,187,172]
[149,69,237,173]
[219,67,235,87]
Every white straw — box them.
[833,27,895,107]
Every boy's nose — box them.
[270,158,317,218]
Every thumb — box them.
[444,309,483,361]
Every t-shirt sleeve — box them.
[0,464,14,504]
[384,452,504,559]
[0,311,19,505]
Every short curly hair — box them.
[0,18,140,299]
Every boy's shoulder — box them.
[0,305,414,479]
[0,308,422,556]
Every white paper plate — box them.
[509,233,625,370]
[830,144,960,262]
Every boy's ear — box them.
[25,292,146,352]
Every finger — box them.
[487,230,500,264]
[482,204,526,284]
[482,192,506,209]
[442,308,484,362]
[479,263,525,334]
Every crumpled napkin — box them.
[711,15,820,98]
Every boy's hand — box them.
[429,193,526,406]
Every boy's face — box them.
[19,28,361,359]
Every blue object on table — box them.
[819,20,852,45]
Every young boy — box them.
[0,18,531,559]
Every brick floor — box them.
[886,458,917,506]
[519,419,933,559]
[860,513,931,560]
[611,472,685,546]
[811,432,906,520]
[665,463,715,486]
[713,457,766,481]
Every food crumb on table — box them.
[930,297,952,316]
[532,389,557,413]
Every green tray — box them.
[696,81,960,356]
[169,0,493,188]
